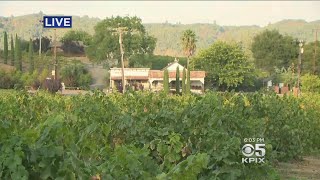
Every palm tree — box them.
[181,29,197,69]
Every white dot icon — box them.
[242,144,255,157]
[244,147,252,154]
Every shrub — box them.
[0,70,16,89]
[42,78,62,93]
[60,61,92,88]
[301,73,320,93]
[20,71,39,87]
[38,69,50,83]
[0,69,24,89]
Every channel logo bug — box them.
[241,143,265,164]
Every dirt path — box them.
[277,156,320,179]
[0,61,16,72]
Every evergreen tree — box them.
[182,68,186,94]
[163,69,169,94]
[10,35,14,66]
[175,67,180,94]
[28,39,34,73]
[186,69,191,94]
[15,34,22,71]
[251,29,297,74]
[3,32,8,64]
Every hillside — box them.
[0,12,319,57]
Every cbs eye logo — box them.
[242,144,266,157]
[242,144,255,157]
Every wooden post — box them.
[54,28,57,80]
[119,31,125,93]
[112,27,128,93]
[297,40,303,96]
[39,19,43,57]
[313,29,320,74]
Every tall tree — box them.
[182,68,186,94]
[86,16,156,67]
[61,30,92,46]
[32,36,51,53]
[163,69,169,94]
[192,41,255,90]
[28,39,34,73]
[186,69,191,94]
[3,32,8,64]
[86,16,156,93]
[251,29,297,74]
[61,30,93,55]
[175,66,180,94]
[14,34,22,71]
[301,41,320,75]
[10,35,14,66]
[19,39,30,52]
[181,29,197,69]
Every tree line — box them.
[1,32,92,91]
[2,32,32,72]
[2,15,320,92]
[81,16,320,92]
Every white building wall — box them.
[110,62,205,93]
[166,62,185,71]
[191,81,203,86]
[110,68,150,77]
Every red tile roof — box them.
[111,70,205,80]
[190,71,206,78]
[149,70,205,78]
[149,70,163,78]
[111,76,149,80]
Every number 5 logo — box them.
[255,144,265,157]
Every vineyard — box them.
[0,90,320,179]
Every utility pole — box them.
[54,28,58,80]
[112,26,128,93]
[109,24,139,93]
[312,29,320,74]
[39,19,43,57]
[291,62,295,84]
[297,40,304,96]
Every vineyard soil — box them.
[277,156,320,179]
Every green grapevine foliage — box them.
[0,90,319,179]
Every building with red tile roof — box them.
[109,59,206,93]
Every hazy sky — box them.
[0,1,320,26]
